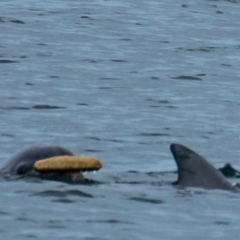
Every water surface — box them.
[1,0,240,239]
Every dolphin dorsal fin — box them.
[170,143,234,191]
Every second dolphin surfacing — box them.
[170,143,239,192]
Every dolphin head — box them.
[1,145,74,175]
[170,143,234,191]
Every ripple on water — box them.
[138,132,170,137]
[171,75,203,81]
[31,189,94,199]
[0,105,65,110]
[128,196,164,204]
[0,60,20,63]
[32,105,65,109]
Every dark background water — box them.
[1,0,240,239]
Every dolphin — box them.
[170,143,238,191]
[0,145,87,182]
[1,145,74,175]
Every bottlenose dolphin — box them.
[1,145,74,175]
[0,145,87,182]
[170,143,238,191]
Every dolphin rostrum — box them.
[170,143,238,191]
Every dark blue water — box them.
[1,0,240,239]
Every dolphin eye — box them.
[16,162,33,175]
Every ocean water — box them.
[1,0,240,239]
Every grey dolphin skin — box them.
[1,145,73,175]
[170,143,238,191]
